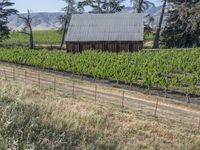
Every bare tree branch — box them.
[17,31,30,35]
[18,9,34,49]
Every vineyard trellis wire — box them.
[0,66,200,131]
[0,48,199,103]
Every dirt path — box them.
[1,63,200,129]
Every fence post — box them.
[94,84,97,102]
[25,71,27,83]
[122,91,125,112]
[198,119,200,131]
[13,68,15,80]
[3,68,7,80]
[53,76,56,94]
[154,98,159,116]
[72,80,75,99]
[38,73,40,89]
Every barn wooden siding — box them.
[66,41,143,52]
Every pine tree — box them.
[161,0,200,48]
[153,0,167,48]
[78,0,125,14]
[102,0,125,13]
[60,0,80,48]
[130,0,155,13]
[0,0,17,42]
[130,0,155,41]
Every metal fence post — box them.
[198,119,200,131]
[25,71,27,83]
[4,68,7,80]
[38,73,40,89]
[54,76,56,94]
[154,98,159,116]
[13,68,15,80]
[122,91,125,112]
[95,84,97,102]
[72,80,75,98]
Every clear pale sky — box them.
[13,0,162,13]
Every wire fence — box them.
[0,66,200,131]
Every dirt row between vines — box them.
[1,62,200,129]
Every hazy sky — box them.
[13,0,162,13]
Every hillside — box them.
[122,5,164,27]
[8,6,163,30]
[8,12,64,30]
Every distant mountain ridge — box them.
[8,6,163,31]
[8,12,64,31]
[121,5,164,27]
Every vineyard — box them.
[1,30,61,46]
[0,47,199,98]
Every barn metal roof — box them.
[65,13,144,42]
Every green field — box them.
[1,30,153,46]
[0,47,199,95]
[2,30,62,45]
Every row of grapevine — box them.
[0,48,199,96]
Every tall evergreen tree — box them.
[60,0,79,48]
[103,0,125,13]
[161,0,200,48]
[78,0,125,14]
[153,0,167,48]
[0,0,17,42]
[130,0,155,40]
[130,0,155,13]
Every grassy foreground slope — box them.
[0,48,199,95]
[0,79,200,150]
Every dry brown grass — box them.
[1,78,200,150]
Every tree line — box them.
[0,0,200,49]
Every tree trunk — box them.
[29,25,34,49]
[98,0,101,13]
[106,0,110,13]
[153,0,167,49]
[61,0,73,48]
[60,18,68,48]
[137,0,143,13]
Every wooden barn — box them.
[65,14,144,52]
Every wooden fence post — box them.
[122,91,125,112]
[198,119,200,131]
[154,98,159,116]
[94,84,97,102]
